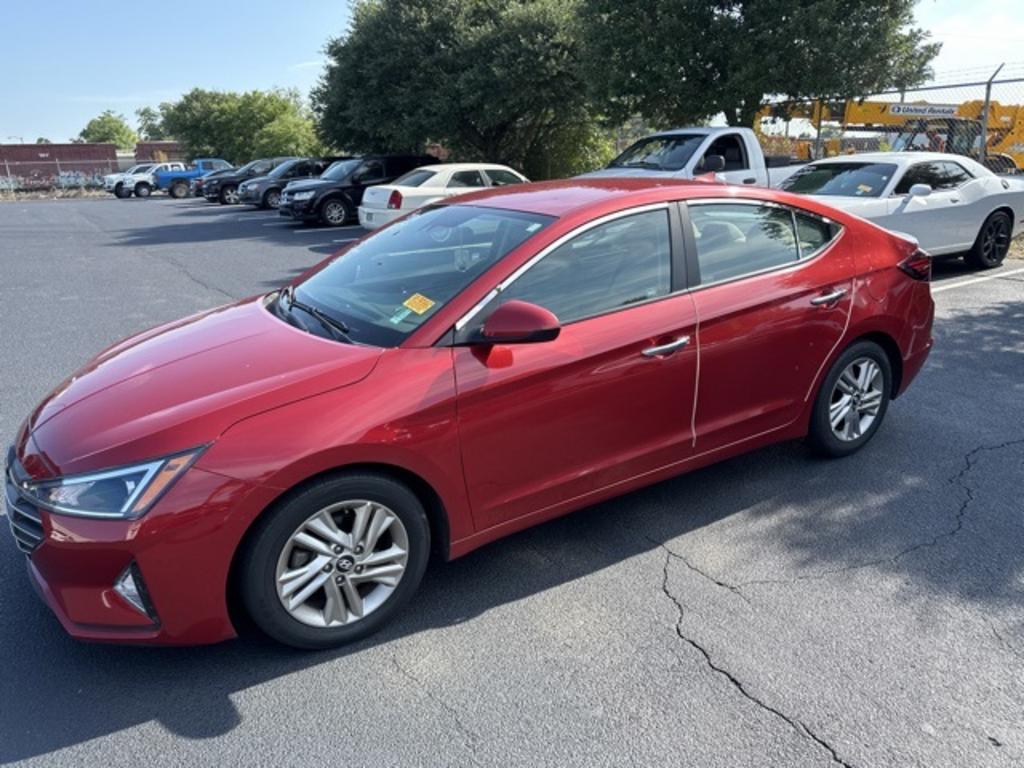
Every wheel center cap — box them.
[336,555,356,573]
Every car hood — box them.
[19,298,382,480]
[285,178,338,193]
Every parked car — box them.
[155,159,233,199]
[191,166,236,199]
[5,178,934,649]
[777,152,1024,269]
[238,157,350,209]
[279,154,437,226]
[582,126,801,186]
[202,157,296,205]
[358,163,527,229]
[103,163,185,199]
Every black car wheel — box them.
[320,198,351,226]
[262,189,282,209]
[966,210,1012,270]
[238,472,430,649]
[169,180,189,199]
[219,185,240,205]
[114,183,131,199]
[134,182,152,198]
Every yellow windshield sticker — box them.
[403,293,436,315]
[857,184,873,195]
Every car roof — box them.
[806,152,992,176]
[411,163,517,173]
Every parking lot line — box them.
[932,266,1024,294]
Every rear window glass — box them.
[393,169,437,187]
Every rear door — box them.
[684,200,852,452]
[453,205,699,529]
[445,169,487,199]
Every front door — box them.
[453,207,699,530]
[684,200,854,452]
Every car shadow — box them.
[1,288,1021,762]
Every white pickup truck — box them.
[103,162,186,199]
[582,126,801,187]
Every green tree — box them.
[579,0,940,128]
[135,106,168,141]
[159,88,319,163]
[313,0,597,178]
[35,137,51,144]
[78,110,138,149]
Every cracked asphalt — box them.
[1,197,1022,767]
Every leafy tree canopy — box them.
[78,110,138,149]
[135,107,169,141]
[313,0,599,178]
[158,88,322,163]
[578,0,940,127]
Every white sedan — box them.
[777,152,1024,269]
[358,163,528,230]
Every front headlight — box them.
[23,448,204,519]
[293,190,315,201]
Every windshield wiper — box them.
[280,285,353,343]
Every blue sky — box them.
[1,1,1020,142]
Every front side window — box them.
[689,203,800,285]
[780,162,897,197]
[357,160,385,183]
[491,209,672,325]
[293,205,553,346]
[893,162,972,193]
[704,134,748,171]
[448,170,486,188]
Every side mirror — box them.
[908,183,932,197]
[700,154,726,173]
[480,300,560,344]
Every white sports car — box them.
[777,152,1024,269]
[358,163,528,230]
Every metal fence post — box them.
[980,63,1004,164]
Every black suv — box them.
[278,154,437,226]
[237,156,350,209]
[204,157,296,204]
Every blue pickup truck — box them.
[155,158,233,198]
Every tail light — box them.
[898,249,931,281]
[387,190,403,210]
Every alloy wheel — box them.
[223,186,240,204]
[829,357,884,442]
[275,500,409,628]
[323,201,347,225]
[981,216,1010,261]
[266,190,281,208]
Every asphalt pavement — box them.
[1,196,1022,767]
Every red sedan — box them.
[5,179,934,648]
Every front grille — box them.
[5,450,45,555]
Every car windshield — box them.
[780,162,898,197]
[609,134,706,171]
[126,164,154,174]
[321,159,362,181]
[290,205,554,346]
[393,169,437,187]
[268,159,301,178]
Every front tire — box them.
[807,340,892,458]
[114,184,131,199]
[239,473,430,649]
[966,210,1012,270]
[319,197,351,226]
[219,184,240,205]
[262,188,281,209]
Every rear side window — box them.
[688,203,799,284]
[795,212,840,258]
[493,209,672,324]
[485,169,525,186]
[448,170,486,188]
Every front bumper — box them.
[358,206,398,230]
[4,454,269,646]
[239,186,263,205]
[278,197,317,221]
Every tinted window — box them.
[485,169,524,186]
[780,162,897,197]
[689,204,799,284]
[608,134,705,171]
[285,161,312,177]
[393,169,437,187]
[894,161,972,193]
[322,159,361,181]
[704,134,747,171]
[448,170,486,188]
[295,206,552,346]
[493,210,672,324]
[795,213,839,257]
[357,160,386,183]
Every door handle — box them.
[742,177,757,184]
[810,288,847,306]
[642,336,691,357]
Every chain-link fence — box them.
[756,64,1024,174]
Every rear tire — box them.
[319,198,351,226]
[219,184,239,205]
[966,210,1012,270]
[238,473,430,649]
[169,180,189,199]
[807,340,892,458]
